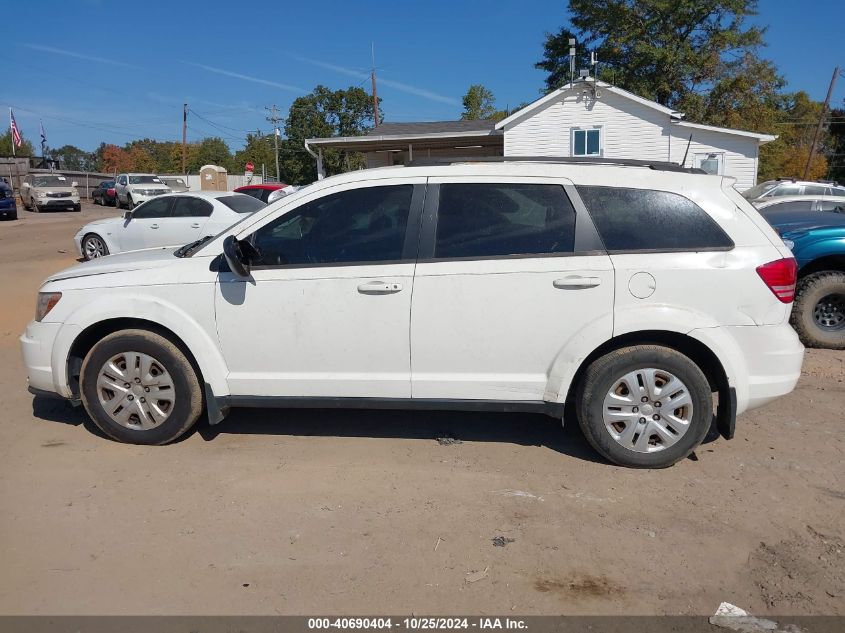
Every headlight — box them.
[783,239,795,250]
[36,292,62,322]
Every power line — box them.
[265,105,282,181]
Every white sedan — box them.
[75,191,266,260]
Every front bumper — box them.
[130,192,167,204]
[20,321,63,397]
[35,198,79,209]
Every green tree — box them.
[186,137,234,173]
[460,85,511,122]
[0,130,36,156]
[461,85,497,120]
[536,0,782,114]
[828,103,845,183]
[282,85,380,184]
[51,144,97,171]
[758,92,829,181]
[233,131,278,178]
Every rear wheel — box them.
[791,272,845,350]
[127,194,134,210]
[93,195,100,206]
[80,329,203,445]
[575,345,713,468]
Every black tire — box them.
[80,329,203,445]
[34,204,42,213]
[81,233,109,260]
[73,203,81,212]
[127,194,134,210]
[115,196,123,209]
[93,195,100,206]
[791,272,845,350]
[575,345,713,468]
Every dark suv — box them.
[0,179,17,220]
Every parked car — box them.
[74,191,265,260]
[159,176,189,193]
[22,159,803,468]
[0,180,17,220]
[114,173,171,209]
[91,181,117,206]
[764,208,845,349]
[743,178,845,203]
[234,183,292,203]
[754,195,845,214]
[20,174,81,212]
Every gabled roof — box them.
[494,79,679,129]
[671,120,777,143]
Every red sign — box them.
[245,162,254,172]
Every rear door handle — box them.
[190,223,201,228]
[357,281,403,295]
[553,276,601,289]
[150,223,159,229]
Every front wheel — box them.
[82,233,109,260]
[575,345,713,468]
[791,272,845,350]
[80,329,203,445]
[73,203,81,212]
[127,195,134,210]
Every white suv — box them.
[114,173,171,209]
[20,159,804,468]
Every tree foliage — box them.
[50,145,97,171]
[0,130,36,157]
[461,85,498,120]
[282,85,380,184]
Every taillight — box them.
[107,188,115,196]
[756,258,797,303]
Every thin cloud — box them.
[291,55,460,106]
[186,63,304,93]
[23,44,139,68]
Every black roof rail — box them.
[406,155,707,174]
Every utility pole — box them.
[804,66,840,180]
[181,103,188,175]
[371,43,380,127]
[265,104,282,182]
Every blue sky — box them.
[5,0,843,153]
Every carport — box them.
[305,120,504,179]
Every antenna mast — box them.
[569,38,576,86]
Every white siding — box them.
[669,127,759,191]
[503,90,671,161]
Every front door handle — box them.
[357,281,403,295]
[190,223,200,228]
[553,276,601,289]
[150,223,160,229]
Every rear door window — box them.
[433,183,576,258]
[764,200,815,212]
[770,185,801,197]
[576,186,733,251]
[804,185,827,195]
[172,197,213,217]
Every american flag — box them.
[10,109,22,147]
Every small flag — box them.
[10,109,22,147]
[40,120,47,150]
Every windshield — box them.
[129,176,163,184]
[742,182,778,199]
[33,175,70,187]
[218,194,266,214]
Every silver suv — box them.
[743,179,845,202]
[20,174,81,212]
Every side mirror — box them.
[123,211,132,221]
[223,235,251,278]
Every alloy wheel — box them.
[83,235,107,259]
[602,367,694,453]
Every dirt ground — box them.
[0,204,843,616]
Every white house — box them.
[305,78,776,191]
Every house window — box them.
[694,152,724,175]
[572,127,601,156]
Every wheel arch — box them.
[798,254,845,278]
[563,330,733,437]
[64,315,228,404]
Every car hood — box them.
[78,216,125,230]
[765,210,845,234]
[46,247,181,282]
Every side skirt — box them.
[210,395,566,424]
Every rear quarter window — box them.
[576,186,734,252]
